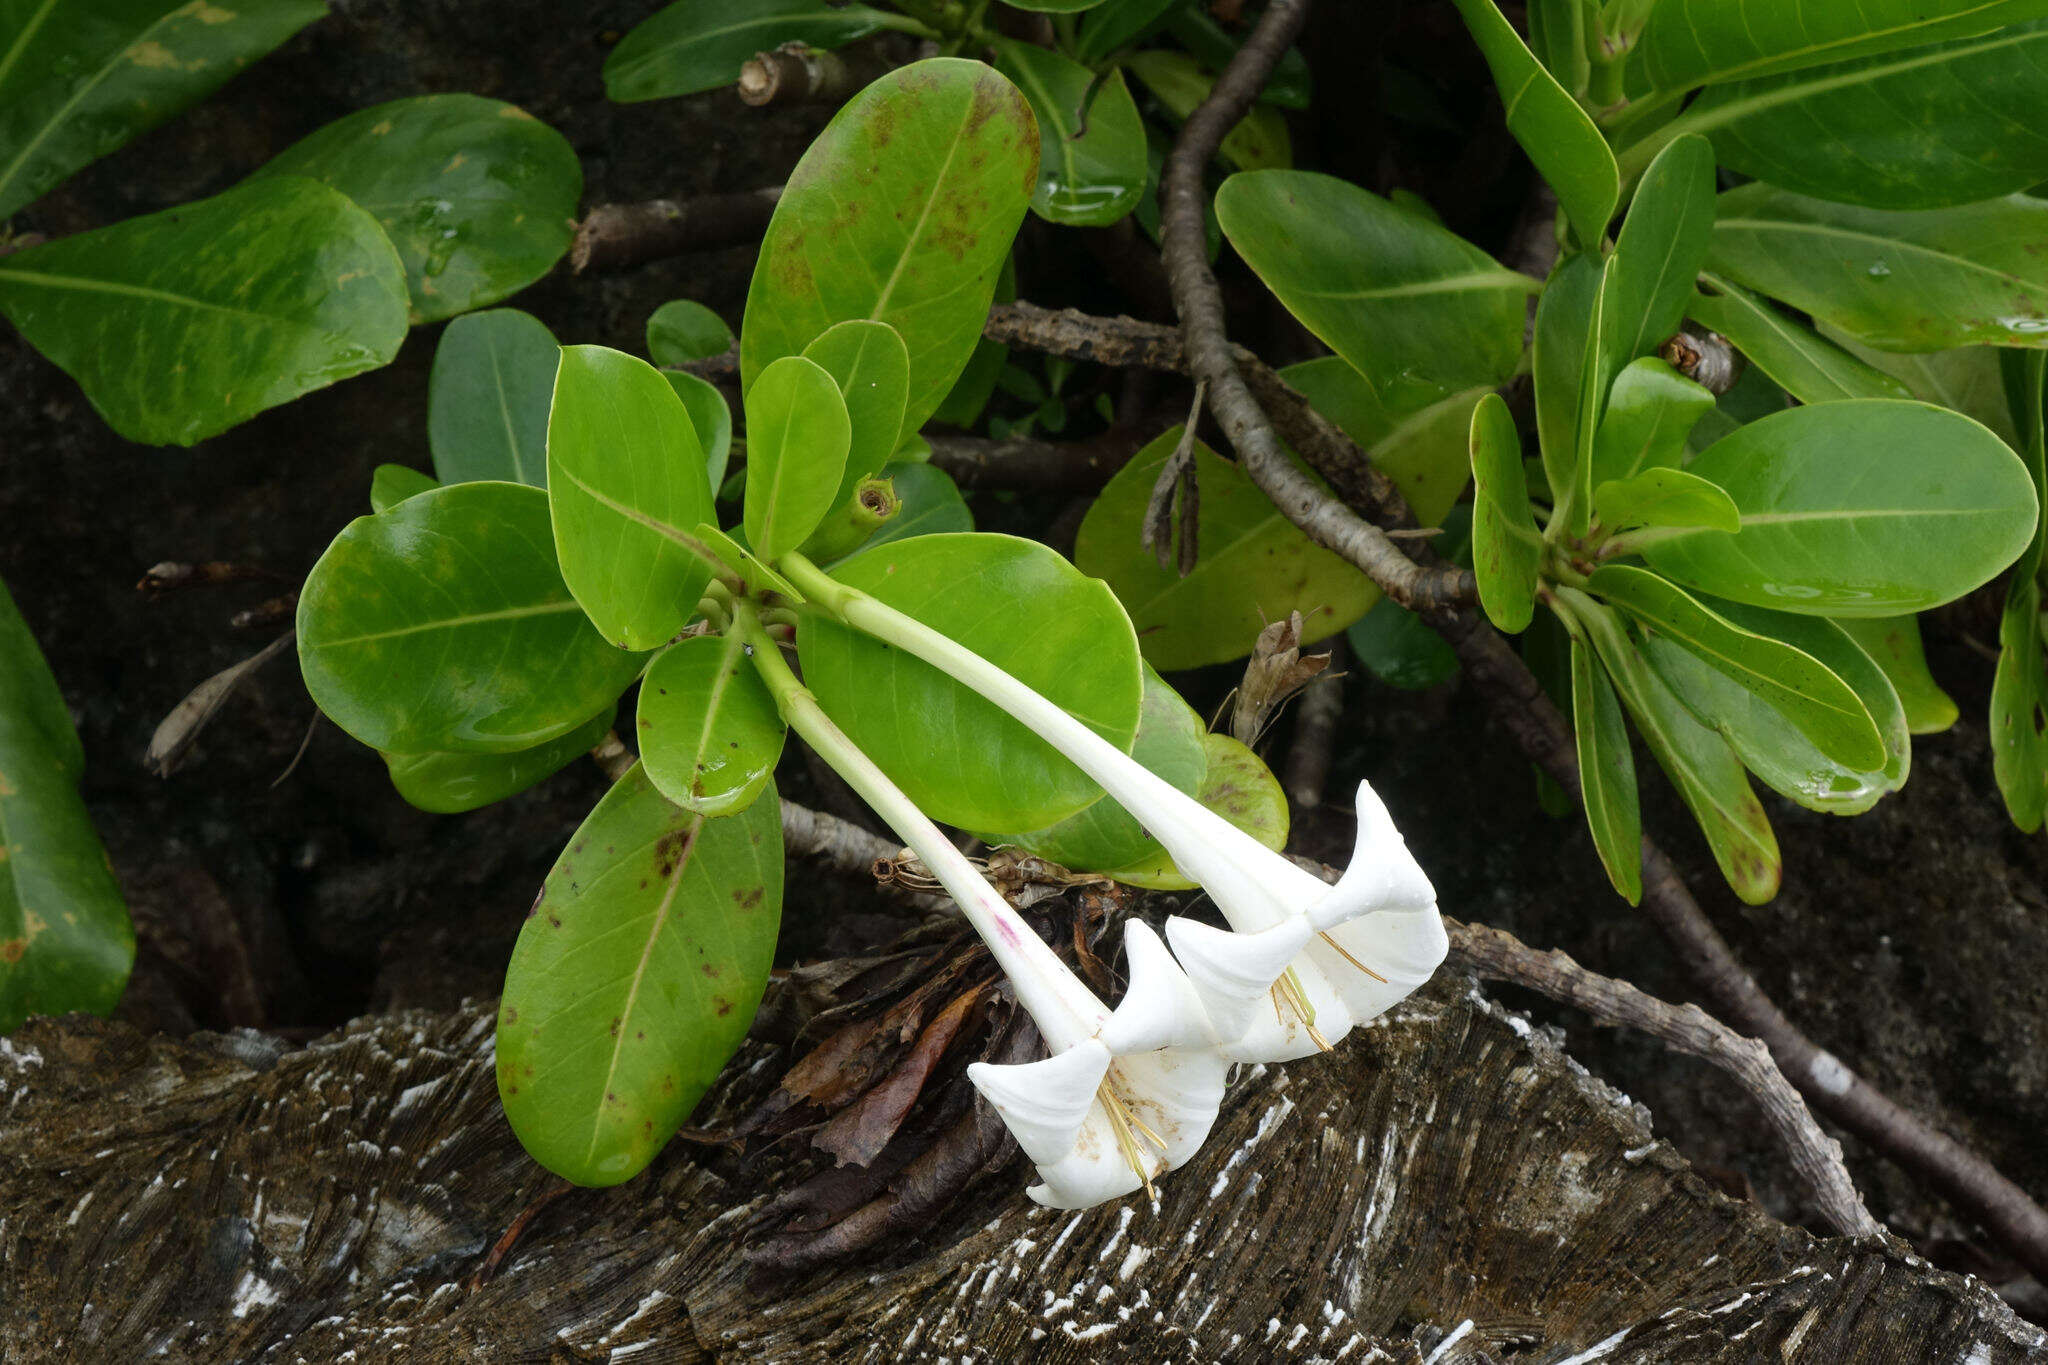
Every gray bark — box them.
[2,980,2040,1362]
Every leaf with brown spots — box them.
[0,578,132,1032]
[740,58,1038,435]
[497,765,783,1186]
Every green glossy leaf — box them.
[1572,592,1780,904]
[0,0,324,219]
[1642,594,1911,812]
[1713,598,1908,784]
[1639,630,1892,817]
[1279,358,1482,526]
[1819,324,2023,448]
[1639,400,2037,616]
[1836,615,1958,734]
[996,40,1146,227]
[603,0,888,102]
[1075,0,1182,65]
[1635,0,2048,92]
[1570,634,1641,903]
[298,482,644,754]
[1006,0,1106,11]
[548,346,717,651]
[647,299,733,366]
[1073,430,1375,669]
[1449,0,1619,247]
[1993,577,2048,829]
[0,176,407,446]
[741,59,1037,436]
[385,705,613,815]
[1099,734,1289,891]
[1708,187,2048,352]
[428,308,559,488]
[1677,22,2048,210]
[799,533,1143,831]
[833,460,973,564]
[742,354,851,561]
[638,634,786,817]
[0,579,132,1032]
[497,766,782,1186]
[1993,350,2048,828]
[1555,255,1621,537]
[370,463,439,513]
[251,94,579,323]
[1470,392,1540,634]
[663,369,733,490]
[1590,563,1884,768]
[1126,50,1291,171]
[0,587,77,785]
[1688,275,1913,405]
[1219,171,1534,409]
[1607,134,1716,368]
[990,665,1206,873]
[1589,357,1716,487]
[801,320,908,511]
[1533,253,1602,523]
[1594,466,1739,536]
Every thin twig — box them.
[570,188,782,274]
[778,796,897,871]
[1448,918,1879,1240]
[1155,0,2048,1281]
[588,730,637,783]
[924,427,1145,494]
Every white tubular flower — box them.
[1004,1045,1231,1209]
[961,912,1233,1208]
[747,600,1231,1210]
[786,569,1451,1056]
[839,744,1229,1210]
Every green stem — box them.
[730,601,1103,1048]
[1587,54,1627,110]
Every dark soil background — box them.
[3,0,2044,1309]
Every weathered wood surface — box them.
[2,980,2041,1363]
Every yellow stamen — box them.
[1319,930,1389,983]
[1273,968,1334,1053]
[1098,1082,1158,1198]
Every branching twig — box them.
[1155,0,2048,1282]
[570,188,782,274]
[1449,919,1879,1241]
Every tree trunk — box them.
[3,979,2039,1362]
